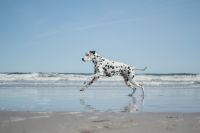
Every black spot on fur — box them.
[110,66,114,69]
[90,51,96,54]
[106,73,111,77]
[103,68,107,71]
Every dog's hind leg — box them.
[129,79,144,97]
[80,76,99,91]
[122,75,137,96]
[125,81,137,97]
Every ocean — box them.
[0,72,200,88]
[0,73,200,112]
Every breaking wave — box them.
[0,73,200,88]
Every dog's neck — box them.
[92,54,105,65]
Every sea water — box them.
[0,73,200,112]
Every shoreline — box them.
[0,111,200,133]
[1,86,200,113]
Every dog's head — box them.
[82,51,96,62]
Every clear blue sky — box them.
[0,0,200,73]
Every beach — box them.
[0,73,200,132]
[0,111,200,133]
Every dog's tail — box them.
[133,66,147,71]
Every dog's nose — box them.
[82,58,85,62]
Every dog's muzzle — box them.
[82,58,85,62]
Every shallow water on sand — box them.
[0,86,200,112]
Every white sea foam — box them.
[2,117,27,123]
[0,73,200,88]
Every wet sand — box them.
[1,85,200,132]
[1,86,200,112]
[0,111,200,133]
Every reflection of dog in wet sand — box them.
[81,51,147,96]
[80,96,144,112]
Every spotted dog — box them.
[81,51,147,96]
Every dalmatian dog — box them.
[81,51,147,96]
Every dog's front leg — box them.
[80,74,100,91]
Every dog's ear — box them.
[89,51,96,55]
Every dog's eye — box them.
[85,53,90,56]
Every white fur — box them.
[81,51,147,96]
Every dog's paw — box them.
[128,94,133,97]
[80,88,85,91]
